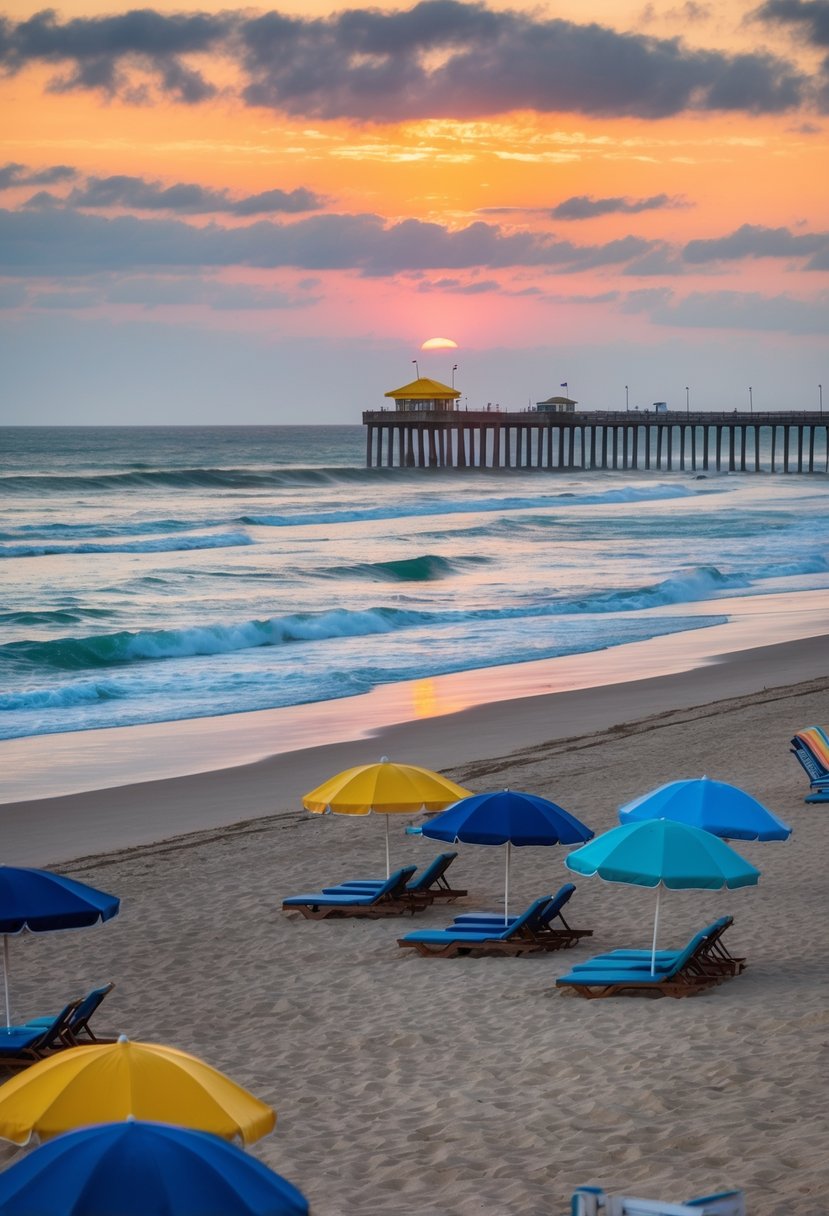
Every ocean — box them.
[2,424,828,744]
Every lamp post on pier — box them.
[685,386,690,415]
[412,359,419,379]
[452,364,457,389]
[748,386,753,415]
[625,384,629,413]
[820,384,823,415]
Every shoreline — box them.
[2,586,827,811]
[4,625,827,868]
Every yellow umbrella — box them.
[0,1037,275,1147]
[302,757,472,876]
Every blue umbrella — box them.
[0,1120,308,1216]
[565,819,759,973]
[0,867,119,1027]
[618,776,791,841]
[422,790,593,922]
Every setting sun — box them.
[421,337,459,350]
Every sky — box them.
[1,0,827,423]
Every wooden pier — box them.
[362,409,829,474]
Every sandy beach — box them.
[2,636,829,1214]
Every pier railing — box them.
[361,409,829,474]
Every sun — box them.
[421,337,458,350]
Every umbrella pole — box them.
[504,841,511,925]
[2,936,9,1028]
[385,815,390,880]
[650,885,662,976]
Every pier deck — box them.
[362,409,829,474]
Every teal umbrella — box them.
[565,819,760,973]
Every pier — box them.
[362,410,829,474]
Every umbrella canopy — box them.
[565,819,760,973]
[0,867,119,1028]
[0,1038,275,1147]
[618,776,791,841]
[302,757,473,876]
[0,1120,308,1216]
[422,790,593,922]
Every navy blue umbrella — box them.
[421,790,593,921]
[0,1120,309,1216]
[0,867,119,1027]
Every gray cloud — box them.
[640,2,713,24]
[623,248,688,275]
[60,174,325,215]
[753,0,829,46]
[0,8,230,102]
[551,193,679,220]
[753,0,829,107]
[417,277,501,294]
[0,161,77,189]
[684,222,829,262]
[0,3,810,119]
[0,206,661,278]
[806,245,829,268]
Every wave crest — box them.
[0,533,252,558]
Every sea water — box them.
[2,425,828,743]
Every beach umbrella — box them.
[618,776,791,841]
[0,867,119,1028]
[565,819,759,974]
[0,1120,308,1216]
[422,789,593,923]
[0,1037,275,1147]
[302,756,472,877]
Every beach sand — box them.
[3,645,829,1214]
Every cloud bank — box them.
[0,2,817,119]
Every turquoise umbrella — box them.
[565,819,760,974]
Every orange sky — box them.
[1,0,826,421]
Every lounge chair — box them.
[398,894,583,957]
[25,982,115,1046]
[0,1026,51,1069]
[451,883,592,944]
[790,727,829,801]
[0,1001,81,1069]
[556,922,736,998]
[282,865,420,919]
[570,1183,745,1215]
[321,852,467,905]
[568,917,743,979]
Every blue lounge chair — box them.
[0,1026,50,1068]
[570,1183,745,1215]
[282,865,419,919]
[451,883,592,944]
[26,982,115,1046]
[398,894,576,956]
[322,852,467,904]
[0,1001,81,1069]
[556,922,736,998]
[567,917,743,978]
